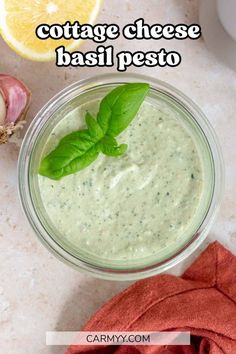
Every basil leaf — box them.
[59,129,96,146]
[97,86,126,133]
[39,83,150,180]
[99,135,127,157]
[100,135,118,146]
[97,83,150,137]
[100,142,128,157]
[39,130,100,180]
[85,112,104,140]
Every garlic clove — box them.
[0,74,31,145]
[0,74,31,124]
[0,91,7,126]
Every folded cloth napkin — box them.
[67,242,236,354]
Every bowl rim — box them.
[18,73,225,280]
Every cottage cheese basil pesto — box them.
[38,87,204,263]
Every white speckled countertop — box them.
[0,1,236,353]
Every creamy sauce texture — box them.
[38,99,203,263]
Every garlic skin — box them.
[0,74,31,144]
[0,92,6,126]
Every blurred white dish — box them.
[200,0,236,71]
[217,0,236,42]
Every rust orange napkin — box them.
[67,241,236,354]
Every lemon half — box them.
[0,0,102,61]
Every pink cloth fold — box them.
[67,242,236,354]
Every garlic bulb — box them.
[0,74,31,144]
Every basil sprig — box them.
[39,83,150,180]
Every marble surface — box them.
[0,0,236,353]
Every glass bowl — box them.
[18,73,224,280]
